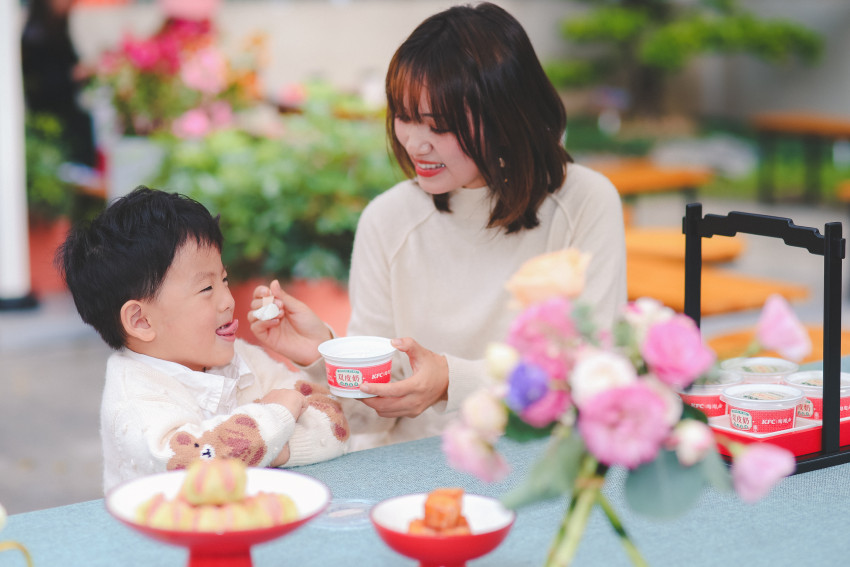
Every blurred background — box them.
[2,0,849,515]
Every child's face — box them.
[394,91,486,194]
[141,240,236,371]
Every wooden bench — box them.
[626,226,744,263]
[707,325,850,365]
[627,254,809,316]
[752,111,850,204]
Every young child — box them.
[59,186,349,492]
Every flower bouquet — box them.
[90,0,264,137]
[443,249,806,566]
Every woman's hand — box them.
[248,280,331,366]
[358,337,449,418]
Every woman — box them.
[256,2,627,451]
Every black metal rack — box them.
[683,203,848,473]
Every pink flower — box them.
[732,443,795,503]
[641,315,715,389]
[668,419,714,466]
[461,389,508,442]
[158,0,220,21]
[208,101,233,128]
[756,294,811,362]
[172,108,211,139]
[181,47,228,95]
[122,36,162,72]
[507,296,579,381]
[442,421,510,483]
[623,297,675,344]
[520,389,570,428]
[506,249,591,307]
[578,383,670,469]
[278,83,307,108]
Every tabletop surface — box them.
[4,430,850,567]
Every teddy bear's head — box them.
[167,414,267,471]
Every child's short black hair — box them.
[58,186,224,350]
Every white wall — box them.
[67,0,576,99]
[46,0,850,119]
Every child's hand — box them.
[248,279,332,366]
[260,388,308,421]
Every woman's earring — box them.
[499,157,507,183]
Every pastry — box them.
[180,459,247,506]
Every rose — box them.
[172,108,212,139]
[485,343,520,382]
[461,389,508,442]
[668,419,714,466]
[507,296,579,381]
[442,421,510,483]
[520,389,570,428]
[570,349,637,409]
[505,249,591,308]
[623,297,675,344]
[181,47,228,95]
[578,382,670,469]
[641,314,715,389]
[732,443,796,503]
[756,294,812,362]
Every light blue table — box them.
[4,435,850,566]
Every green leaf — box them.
[504,410,556,441]
[681,404,709,424]
[624,449,704,519]
[501,430,585,510]
[699,445,733,493]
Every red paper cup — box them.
[783,370,850,420]
[721,383,803,433]
[318,336,396,398]
[720,356,798,384]
[677,371,741,417]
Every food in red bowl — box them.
[371,491,515,567]
[106,466,330,567]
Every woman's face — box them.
[393,92,486,194]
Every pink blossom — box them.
[442,421,510,483]
[668,419,714,466]
[732,443,795,503]
[208,101,234,128]
[623,297,675,344]
[122,36,162,72]
[641,315,715,389]
[578,383,670,469]
[158,0,220,21]
[520,389,570,428]
[756,294,811,362]
[461,389,508,442]
[172,108,211,139]
[278,83,307,108]
[507,296,579,381]
[181,47,228,95]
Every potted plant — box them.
[154,85,403,338]
[24,113,75,295]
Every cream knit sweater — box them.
[100,339,343,493]
[339,163,627,450]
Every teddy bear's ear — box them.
[172,432,197,447]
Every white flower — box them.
[461,388,508,442]
[485,342,520,382]
[0,502,6,531]
[669,419,715,467]
[570,349,637,408]
[623,298,675,344]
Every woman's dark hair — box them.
[57,186,224,350]
[385,2,571,233]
